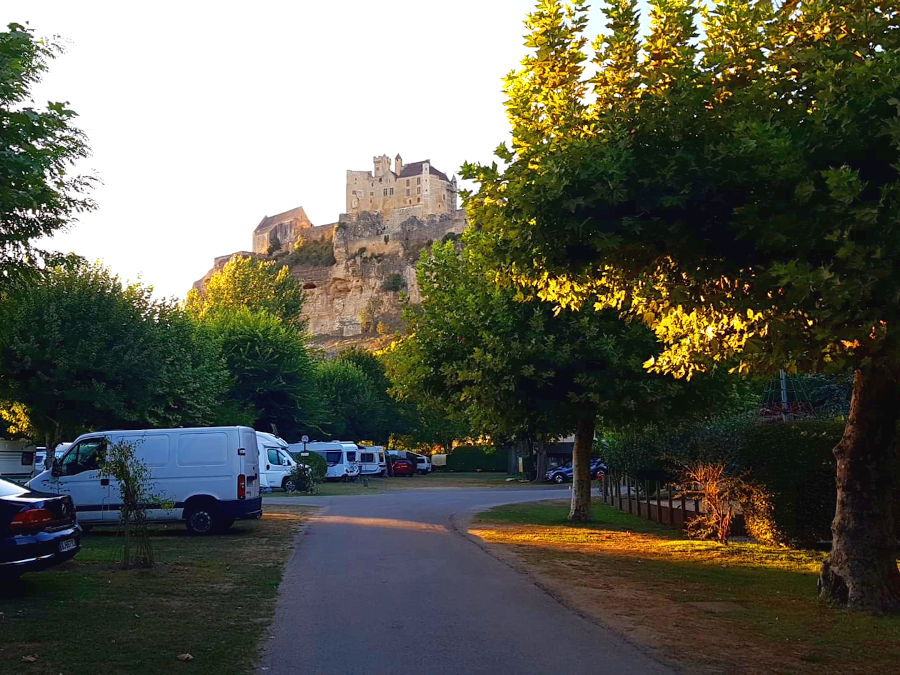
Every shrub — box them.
[289,449,327,481]
[288,463,318,494]
[737,419,841,546]
[285,237,336,267]
[446,445,506,472]
[382,273,406,292]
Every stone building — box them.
[252,205,313,254]
[345,154,458,226]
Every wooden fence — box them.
[599,470,703,531]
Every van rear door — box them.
[240,427,260,500]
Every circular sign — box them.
[301,435,309,443]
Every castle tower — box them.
[373,154,391,178]
[394,154,403,176]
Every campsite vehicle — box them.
[294,442,360,481]
[389,456,415,476]
[409,452,432,475]
[357,445,387,476]
[0,439,36,483]
[31,444,72,478]
[545,458,608,484]
[257,432,298,492]
[27,426,261,535]
[1,477,82,580]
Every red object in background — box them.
[391,459,415,476]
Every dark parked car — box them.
[1,477,82,580]
[545,458,608,484]
[390,457,415,477]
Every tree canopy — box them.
[0,23,95,286]
[186,255,305,326]
[464,0,900,610]
[0,262,227,447]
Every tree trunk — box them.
[568,412,596,522]
[534,440,548,483]
[818,365,900,611]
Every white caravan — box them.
[0,439,35,483]
[290,441,360,481]
[28,426,261,535]
[256,431,298,492]
[410,452,432,475]
[357,445,387,476]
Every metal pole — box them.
[780,369,789,421]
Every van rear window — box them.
[177,433,227,466]
[325,451,341,465]
[346,451,356,462]
[360,452,375,463]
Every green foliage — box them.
[288,462,319,494]
[186,255,305,326]
[99,440,169,569]
[446,445,506,472]
[381,273,406,292]
[0,23,96,286]
[202,308,319,441]
[284,237,336,267]
[290,449,327,482]
[738,420,842,547]
[0,262,228,446]
[314,358,382,441]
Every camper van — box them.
[27,426,261,535]
[256,431,297,492]
[357,445,387,476]
[290,442,360,481]
[0,439,35,483]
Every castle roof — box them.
[397,160,450,183]
[255,205,310,233]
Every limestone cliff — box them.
[195,209,466,351]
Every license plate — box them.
[58,538,76,553]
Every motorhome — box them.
[357,445,387,476]
[0,439,35,483]
[256,431,297,492]
[27,426,261,535]
[290,442,359,481]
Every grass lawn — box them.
[0,505,311,674]
[268,471,528,497]
[472,500,900,674]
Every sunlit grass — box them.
[472,500,900,673]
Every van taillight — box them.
[238,474,246,499]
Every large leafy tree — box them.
[202,308,319,441]
[0,23,95,285]
[0,262,228,448]
[387,239,737,519]
[186,255,305,326]
[313,358,383,442]
[465,0,900,609]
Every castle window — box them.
[417,177,421,184]
[417,197,421,203]
[389,188,394,195]
[406,179,409,186]
[417,187,421,194]
[383,188,388,196]
[406,189,410,196]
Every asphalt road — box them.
[258,487,671,675]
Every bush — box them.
[737,419,842,546]
[288,463,318,494]
[285,237,336,267]
[446,445,506,472]
[381,273,406,292]
[288,449,328,482]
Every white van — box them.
[410,452,432,475]
[27,426,261,535]
[257,431,297,492]
[292,442,360,481]
[357,445,387,476]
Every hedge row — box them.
[446,445,507,472]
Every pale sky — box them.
[2,1,622,300]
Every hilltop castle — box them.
[252,154,458,256]
[197,153,466,344]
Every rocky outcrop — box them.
[194,210,467,345]
[299,210,466,337]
